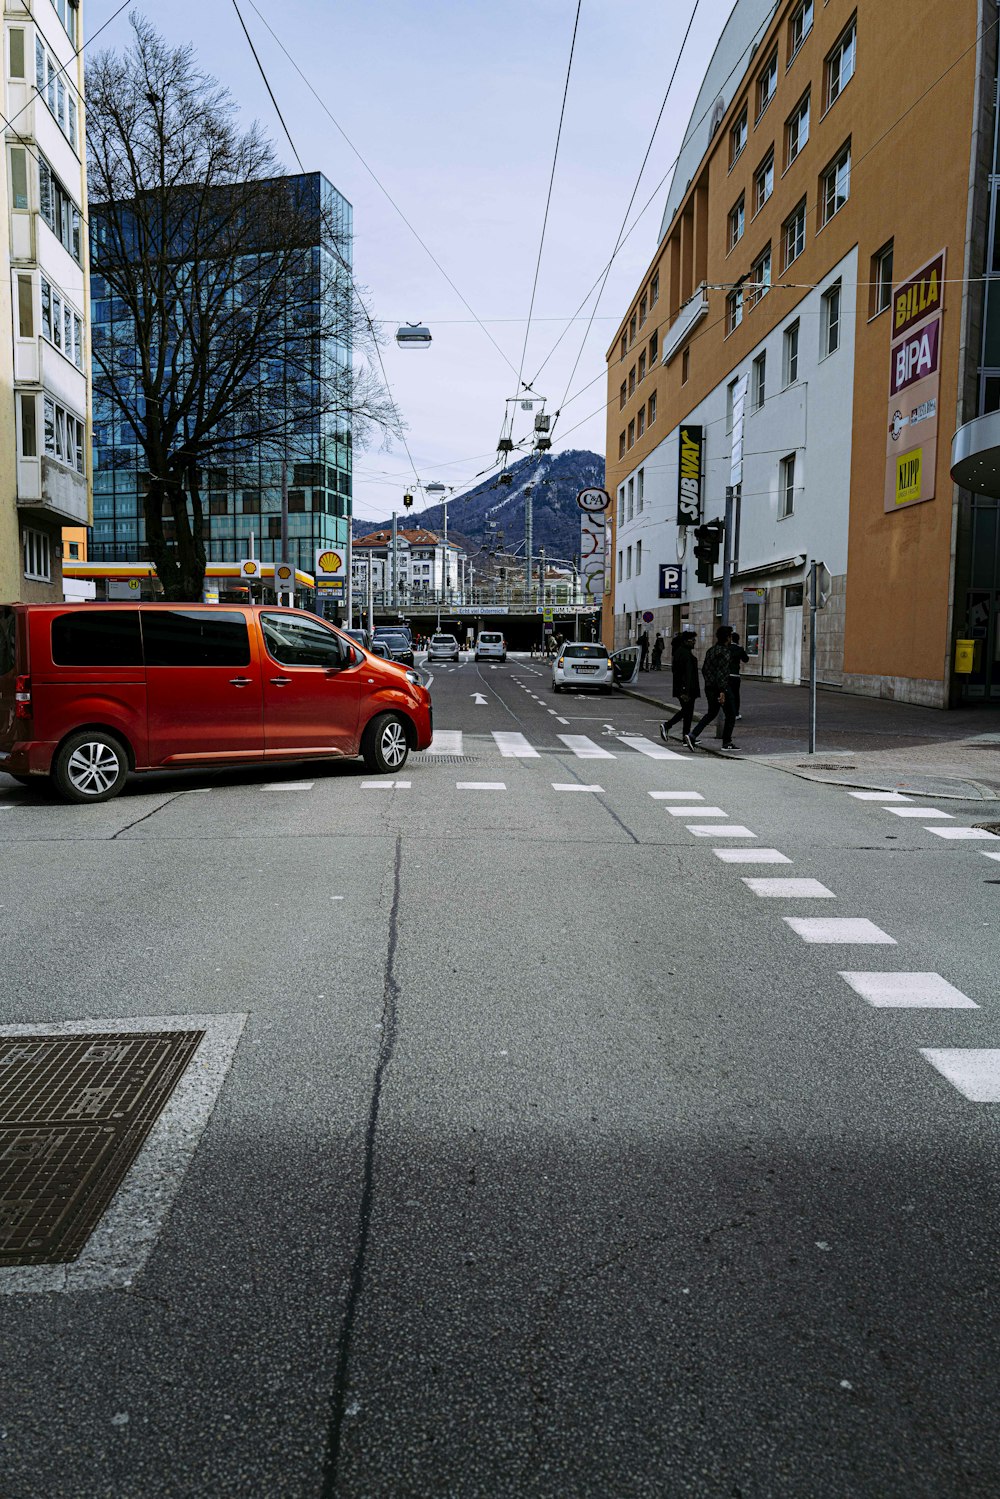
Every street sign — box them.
[658,564,683,599]
[642,610,654,623]
[315,547,346,589]
[274,560,294,591]
[543,607,554,622]
[677,425,703,526]
[730,373,749,486]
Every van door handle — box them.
[229,677,254,686]
[269,676,292,685]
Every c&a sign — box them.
[677,424,703,527]
[885,250,945,513]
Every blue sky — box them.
[85,1,733,522]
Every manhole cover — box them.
[0,1031,203,1266]
[974,822,1000,835]
[798,763,857,771]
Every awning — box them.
[63,562,316,588]
[951,410,1000,496]
[731,554,805,582]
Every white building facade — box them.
[614,249,857,683]
[352,527,468,607]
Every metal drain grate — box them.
[420,756,482,765]
[798,763,858,771]
[0,1030,203,1266]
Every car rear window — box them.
[479,634,502,643]
[432,636,456,644]
[51,609,143,667]
[143,610,250,667]
[563,645,609,659]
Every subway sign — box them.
[677,424,703,527]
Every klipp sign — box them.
[885,250,945,512]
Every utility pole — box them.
[366,553,374,635]
[391,510,398,611]
[524,485,533,603]
[279,458,290,606]
[808,559,818,755]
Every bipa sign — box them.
[676,425,703,527]
[890,316,940,396]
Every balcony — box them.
[17,455,88,524]
[662,285,709,367]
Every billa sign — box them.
[677,424,704,526]
[885,250,945,512]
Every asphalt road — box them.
[2,653,1000,1497]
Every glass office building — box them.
[89,172,353,578]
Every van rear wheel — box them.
[53,730,129,803]
[361,713,409,774]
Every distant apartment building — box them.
[0,0,90,604]
[89,172,353,587]
[606,0,999,705]
[353,527,467,606]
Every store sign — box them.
[885,249,945,512]
[274,560,294,590]
[315,547,346,588]
[581,512,606,602]
[677,425,703,526]
[239,558,262,580]
[658,564,683,599]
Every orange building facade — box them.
[605,0,998,706]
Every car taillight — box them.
[14,674,31,720]
[556,657,565,668]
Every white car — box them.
[552,643,614,694]
[428,633,461,662]
[475,631,507,663]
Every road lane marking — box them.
[360,781,411,789]
[426,730,463,755]
[926,826,1000,840]
[849,791,913,801]
[649,791,704,800]
[616,734,684,760]
[742,878,835,898]
[666,806,727,818]
[982,851,1000,862]
[557,735,615,760]
[456,781,507,790]
[920,1049,1000,1101]
[261,782,314,790]
[493,732,540,758]
[686,824,756,837]
[556,717,569,725]
[714,848,792,863]
[784,917,895,944]
[552,783,604,793]
[840,972,977,1008]
[886,807,952,819]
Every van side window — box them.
[142,610,250,667]
[0,609,15,676]
[51,610,142,667]
[261,612,347,668]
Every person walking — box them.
[651,631,665,671]
[728,631,750,720]
[638,628,650,672]
[659,630,699,742]
[687,625,738,751]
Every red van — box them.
[0,603,433,802]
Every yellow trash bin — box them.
[954,639,976,674]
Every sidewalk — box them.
[624,673,1000,800]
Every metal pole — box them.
[443,499,449,608]
[809,559,818,755]
[367,554,374,635]
[391,510,398,611]
[721,485,736,626]
[280,458,289,605]
[524,487,533,601]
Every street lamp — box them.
[395,323,432,349]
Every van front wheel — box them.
[53,731,129,803]
[361,713,410,774]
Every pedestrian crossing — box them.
[421,729,690,761]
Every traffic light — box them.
[403,492,414,509]
[693,520,725,585]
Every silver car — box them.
[552,642,614,694]
[428,633,461,662]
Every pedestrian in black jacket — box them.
[728,631,750,720]
[688,625,738,751]
[651,632,665,671]
[658,631,700,742]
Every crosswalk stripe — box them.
[426,730,463,755]
[687,824,756,837]
[743,877,834,898]
[926,826,999,840]
[261,782,314,790]
[714,848,792,863]
[492,732,540,758]
[666,806,727,817]
[840,972,977,1008]
[920,1049,1000,1101]
[457,781,506,790]
[649,791,703,800]
[552,783,604,793]
[557,734,616,760]
[886,807,952,819]
[849,790,912,801]
[361,781,411,790]
[784,917,895,944]
[616,734,684,760]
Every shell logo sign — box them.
[240,558,262,579]
[274,562,294,586]
[315,549,344,575]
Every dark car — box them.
[380,632,414,667]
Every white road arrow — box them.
[472,693,488,705]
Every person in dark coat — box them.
[651,631,665,671]
[728,631,750,719]
[688,625,737,751]
[658,631,700,742]
[638,628,650,672]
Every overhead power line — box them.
[231,0,304,172]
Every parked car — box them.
[344,627,372,651]
[369,640,391,659]
[378,632,415,667]
[551,642,614,694]
[428,633,461,663]
[374,624,412,645]
[475,631,507,663]
[0,603,433,802]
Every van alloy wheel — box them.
[380,720,407,769]
[67,740,122,796]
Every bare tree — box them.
[87,16,401,600]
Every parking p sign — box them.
[658,564,683,599]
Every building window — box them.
[40,276,83,368]
[786,91,810,167]
[637,404,646,438]
[639,294,648,327]
[627,419,635,448]
[782,198,806,268]
[638,350,647,381]
[18,392,37,456]
[627,477,634,521]
[42,396,84,472]
[636,539,643,575]
[681,348,690,384]
[9,146,28,210]
[241,491,261,513]
[209,495,228,516]
[752,351,766,410]
[726,288,744,335]
[67,540,79,559]
[618,486,626,524]
[49,0,78,44]
[617,550,623,581]
[789,0,813,59]
[648,390,657,425]
[783,320,800,385]
[728,194,745,250]
[38,154,82,263]
[23,528,51,581]
[9,28,25,78]
[749,245,771,307]
[871,240,894,317]
[726,377,739,431]
[822,281,842,356]
[754,150,774,215]
[756,51,777,121]
[649,329,658,363]
[730,105,748,167]
[820,142,851,225]
[619,432,626,460]
[826,16,857,110]
[626,546,632,579]
[619,381,627,410]
[629,313,637,345]
[620,333,627,360]
[785,583,804,607]
[637,468,644,512]
[35,36,78,150]
[629,365,636,397]
[17,274,33,338]
[650,272,659,305]
[780,454,796,517]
